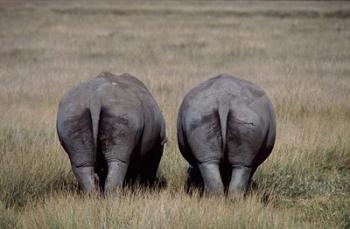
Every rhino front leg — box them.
[104,160,128,192]
[198,162,224,196]
[228,165,253,196]
[72,166,96,193]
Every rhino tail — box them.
[89,94,101,154]
[218,101,230,153]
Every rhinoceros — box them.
[57,72,166,193]
[177,74,276,196]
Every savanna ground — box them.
[0,1,350,228]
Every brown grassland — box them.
[0,1,350,228]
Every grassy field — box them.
[1,1,350,228]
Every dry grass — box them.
[0,1,349,228]
[19,190,309,229]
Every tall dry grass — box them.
[0,1,349,228]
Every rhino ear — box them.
[97,71,114,78]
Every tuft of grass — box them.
[0,123,76,207]
[0,204,18,229]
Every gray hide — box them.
[177,74,276,196]
[57,72,166,193]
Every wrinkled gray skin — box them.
[177,74,276,196]
[57,72,166,193]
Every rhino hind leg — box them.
[104,160,128,192]
[57,109,97,193]
[98,111,139,192]
[185,166,203,194]
[228,165,253,196]
[124,145,165,190]
[198,162,224,195]
[139,145,164,187]
[72,166,96,193]
[184,113,224,195]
